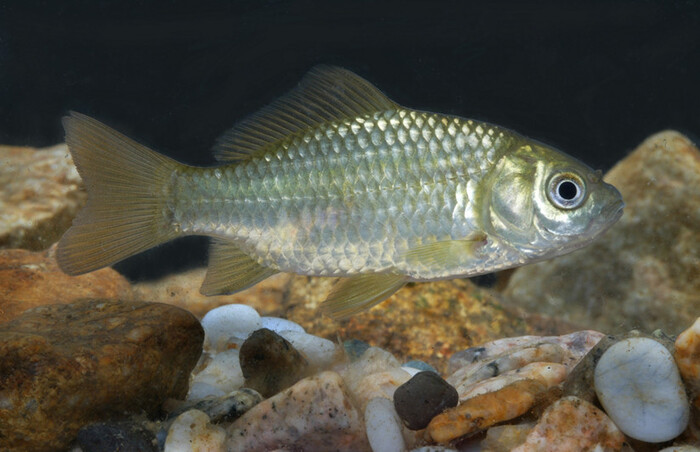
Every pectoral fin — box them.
[403,233,488,269]
[322,273,407,320]
[201,239,277,295]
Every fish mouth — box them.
[588,199,625,233]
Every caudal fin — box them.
[57,112,181,275]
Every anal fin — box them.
[321,273,407,320]
[201,239,277,295]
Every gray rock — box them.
[239,328,310,397]
[77,421,158,452]
[168,388,262,423]
[503,131,700,334]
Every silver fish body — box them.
[58,66,624,318]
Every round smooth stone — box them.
[277,330,337,368]
[403,360,438,374]
[594,337,689,443]
[189,349,245,396]
[364,397,406,452]
[394,371,459,430]
[201,304,261,351]
[260,316,305,334]
[164,409,225,452]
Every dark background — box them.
[1,0,699,280]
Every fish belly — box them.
[172,109,514,278]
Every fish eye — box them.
[547,172,586,209]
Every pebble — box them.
[201,303,261,351]
[393,371,458,430]
[511,396,625,451]
[169,388,262,423]
[594,337,690,443]
[77,421,158,452]
[188,349,245,398]
[481,423,536,451]
[427,378,546,443]
[403,360,438,373]
[0,299,203,452]
[260,316,305,334]
[164,409,225,452]
[239,328,309,397]
[446,330,603,375]
[458,362,566,402]
[277,329,338,368]
[675,317,700,407]
[226,371,369,451]
[447,343,565,396]
[344,338,371,360]
[365,397,406,452]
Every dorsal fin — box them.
[214,65,398,162]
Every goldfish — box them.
[57,66,624,318]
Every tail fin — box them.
[57,112,182,275]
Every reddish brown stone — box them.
[0,245,133,323]
[0,299,203,451]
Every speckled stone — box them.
[394,371,458,430]
[504,131,700,334]
[226,371,370,452]
[165,410,225,452]
[0,144,86,251]
[427,379,546,443]
[481,423,536,452]
[0,245,133,323]
[0,299,204,452]
[595,337,689,443]
[511,396,625,451]
[283,276,572,373]
[239,328,310,397]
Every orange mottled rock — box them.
[427,378,546,443]
[675,317,700,410]
[0,245,133,323]
[0,299,203,452]
[283,276,574,373]
[0,144,87,251]
[512,396,625,452]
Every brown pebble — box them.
[427,378,546,443]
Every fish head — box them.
[485,141,624,260]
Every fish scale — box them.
[57,66,624,318]
[171,109,511,278]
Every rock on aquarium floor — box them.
[2,299,700,451]
[2,134,700,451]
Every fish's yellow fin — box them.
[201,239,278,295]
[57,112,181,275]
[322,273,407,320]
[214,66,398,162]
[403,233,488,268]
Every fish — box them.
[57,66,624,319]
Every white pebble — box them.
[364,397,406,452]
[278,330,337,368]
[595,337,689,443]
[189,349,245,398]
[401,366,422,377]
[201,304,261,351]
[260,316,305,334]
[164,409,225,452]
[186,382,226,401]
